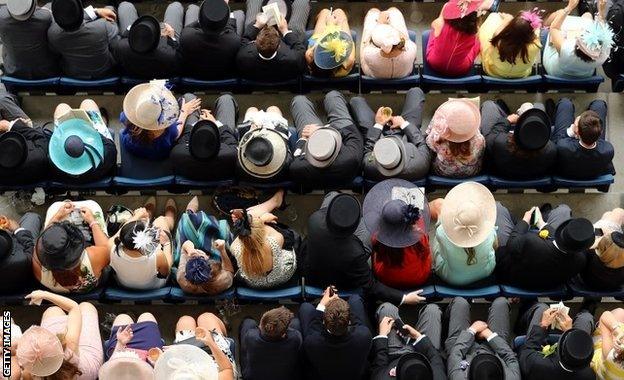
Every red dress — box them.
[372,235,432,289]
[426,24,480,77]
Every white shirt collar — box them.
[259,51,278,60]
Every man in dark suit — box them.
[518,302,596,380]
[299,287,372,380]
[495,203,592,290]
[170,94,238,181]
[371,302,446,380]
[179,0,244,80]
[0,0,60,79]
[0,213,41,294]
[112,1,183,79]
[551,98,615,180]
[240,306,302,380]
[289,91,363,187]
[301,191,426,305]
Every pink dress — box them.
[426,23,480,77]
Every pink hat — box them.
[443,0,483,19]
[16,326,64,377]
[431,99,481,143]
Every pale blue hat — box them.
[49,119,104,175]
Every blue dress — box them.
[119,111,179,160]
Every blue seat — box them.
[179,77,239,91]
[513,334,560,350]
[168,286,236,303]
[613,74,624,92]
[303,286,362,299]
[121,77,180,88]
[59,77,120,92]
[552,174,614,192]
[567,277,624,298]
[68,288,105,302]
[174,177,234,189]
[49,177,114,191]
[364,178,427,192]
[104,286,172,303]
[421,30,482,91]
[427,175,490,187]
[237,180,296,189]
[236,285,303,301]
[481,71,542,92]
[489,176,553,189]
[500,284,569,299]
[435,284,501,299]
[1,76,60,92]
[239,78,301,93]
[115,139,176,189]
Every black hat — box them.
[244,136,273,167]
[52,0,84,31]
[326,193,361,236]
[0,131,27,170]
[199,0,230,33]
[554,218,595,253]
[189,120,221,161]
[0,230,13,262]
[37,222,85,271]
[514,108,551,150]
[558,329,593,371]
[396,352,433,380]
[469,353,504,380]
[129,15,161,54]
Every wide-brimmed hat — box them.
[7,0,36,21]
[514,108,551,150]
[199,0,230,33]
[51,0,83,31]
[326,193,361,236]
[396,352,433,380]
[469,353,504,380]
[37,222,85,271]
[129,15,161,54]
[123,81,180,131]
[305,127,342,168]
[554,218,595,253]
[99,357,154,380]
[575,21,615,61]
[371,24,402,54]
[373,136,406,177]
[440,182,496,248]
[17,326,64,377]
[364,179,429,248]
[239,128,288,179]
[431,99,481,143]
[154,344,218,380]
[0,229,13,262]
[49,118,104,176]
[0,131,27,170]
[314,30,354,70]
[443,0,483,19]
[558,329,593,371]
[190,120,221,161]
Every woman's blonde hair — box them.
[597,233,624,269]
[239,217,267,278]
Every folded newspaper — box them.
[262,2,282,26]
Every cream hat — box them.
[98,356,154,380]
[123,80,180,131]
[440,182,496,248]
[373,136,405,177]
[238,128,289,179]
[371,24,402,54]
[305,127,342,168]
[431,99,481,143]
[154,344,218,380]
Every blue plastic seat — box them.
[364,178,427,192]
[500,284,569,299]
[104,286,172,303]
[68,288,105,302]
[513,334,560,350]
[435,284,501,299]
[552,174,614,192]
[1,76,60,92]
[121,77,180,88]
[427,175,490,187]
[49,177,114,191]
[240,78,301,93]
[168,286,236,303]
[303,286,362,299]
[59,77,120,92]
[0,181,49,192]
[567,277,624,298]
[115,139,176,189]
[489,176,552,189]
[421,30,482,91]
[613,74,624,92]
[236,285,303,301]
[179,77,239,92]
[174,177,234,189]
[481,70,542,92]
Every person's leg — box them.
[495,202,515,247]
[332,8,350,33]
[487,298,512,343]
[444,297,471,354]
[598,208,624,230]
[245,0,263,28]
[80,99,112,140]
[112,314,134,327]
[40,306,66,323]
[552,98,575,141]
[175,315,197,335]
[401,87,426,128]
[324,90,353,130]
[180,93,200,128]
[298,303,317,337]
[247,189,284,219]
[415,304,442,350]
[288,0,310,33]
[239,318,258,378]
[266,106,283,117]
[214,94,238,132]
[312,9,330,35]
[243,107,259,122]
[480,100,508,137]
[588,99,608,140]
[289,317,301,332]
[137,312,157,323]
[116,1,139,35]
[197,312,227,335]
[53,103,72,124]
[320,191,340,208]
[349,97,376,132]
[532,102,546,113]
[573,311,595,335]
[232,10,245,37]
[18,212,42,237]
[375,303,412,356]
[546,204,572,231]
[76,302,104,380]
[0,91,28,120]
[164,1,185,37]
[291,95,323,133]
[525,303,549,334]
[184,4,200,27]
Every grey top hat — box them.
[7,0,36,21]
[305,127,342,168]
[373,135,406,177]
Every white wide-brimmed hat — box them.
[439,182,496,248]
[154,344,218,380]
[373,136,406,177]
[305,127,342,168]
[123,80,179,131]
[239,128,289,179]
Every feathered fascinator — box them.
[233,210,253,237]
[131,224,161,256]
[520,8,543,30]
[576,20,615,60]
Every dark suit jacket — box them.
[0,227,36,294]
[484,117,557,179]
[236,25,306,81]
[290,124,363,188]
[519,325,596,380]
[0,122,49,185]
[301,208,404,304]
[371,337,447,380]
[49,132,117,184]
[580,251,624,291]
[179,19,241,79]
[495,221,587,290]
[112,35,180,79]
[0,6,60,79]
[555,138,615,179]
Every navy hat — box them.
[514,108,551,150]
[0,229,13,262]
[37,222,85,271]
[469,353,504,380]
[52,0,84,31]
[558,329,593,371]
[396,352,433,380]
[326,193,361,236]
[199,0,230,33]
[555,218,595,253]
[129,15,161,54]
[0,131,27,170]
[189,120,221,161]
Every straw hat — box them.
[439,182,496,248]
[154,344,218,380]
[373,136,406,177]
[123,81,179,131]
[238,128,288,179]
[305,127,342,168]
[16,326,64,377]
[7,0,36,21]
[431,100,481,143]
[98,356,155,380]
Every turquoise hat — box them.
[49,119,104,176]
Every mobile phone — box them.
[595,228,604,237]
[393,318,408,336]
[530,209,537,226]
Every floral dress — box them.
[425,121,485,178]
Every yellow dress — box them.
[479,13,541,79]
[592,331,624,380]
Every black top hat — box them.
[244,136,273,167]
[558,329,593,371]
[199,0,230,33]
[0,131,27,170]
[612,231,624,248]
[129,15,161,54]
[189,120,221,161]
[326,193,361,236]
[52,0,84,31]
[469,353,504,380]
[0,230,13,263]
[396,352,433,380]
[554,218,595,253]
[514,108,551,150]
[37,222,85,271]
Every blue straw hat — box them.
[314,31,354,70]
[49,119,104,176]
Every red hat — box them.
[443,0,483,19]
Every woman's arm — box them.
[176,98,202,139]
[25,291,81,352]
[599,310,623,358]
[196,329,234,380]
[431,5,446,37]
[87,246,110,277]
[215,241,235,274]
[550,0,578,52]
[81,207,108,247]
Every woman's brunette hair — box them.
[490,14,537,64]
[446,12,479,35]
